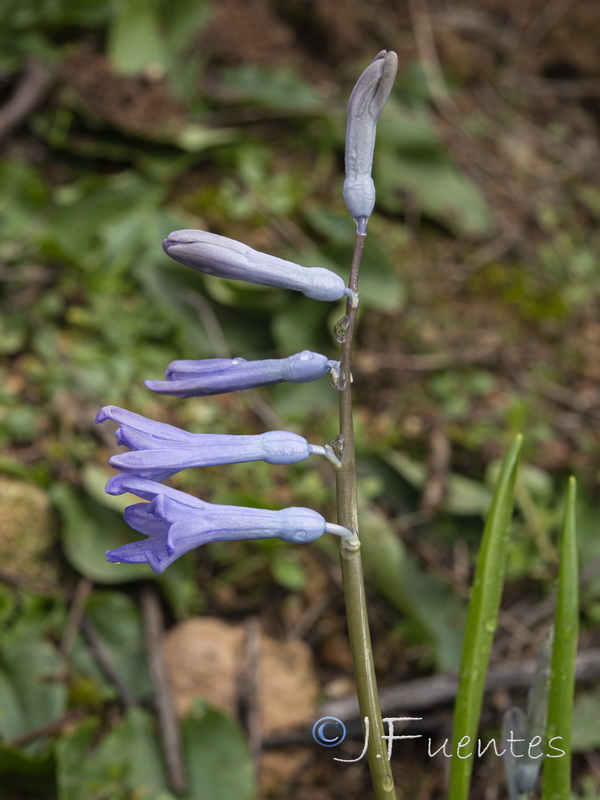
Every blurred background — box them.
[2,0,600,798]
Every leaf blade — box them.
[448,434,522,800]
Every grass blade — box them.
[542,476,578,800]
[448,434,522,800]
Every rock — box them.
[162,617,319,796]
[162,617,318,735]
[0,477,57,584]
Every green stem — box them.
[336,232,397,800]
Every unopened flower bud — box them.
[343,50,398,231]
[163,230,352,302]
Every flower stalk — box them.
[336,233,397,799]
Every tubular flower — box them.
[96,405,319,482]
[105,474,351,573]
[145,350,338,398]
[163,230,353,302]
[343,50,398,232]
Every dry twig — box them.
[318,647,600,724]
[81,616,137,711]
[60,577,93,656]
[140,586,188,794]
[0,58,53,144]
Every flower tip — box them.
[105,474,127,495]
[164,229,203,249]
[381,50,398,84]
[95,405,116,424]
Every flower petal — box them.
[97,406,191,443]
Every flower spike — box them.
[96,405,325,482]
[105,474,352,573]
[145,350,338,398]
[343,50,398,231]
[163,230,353,302]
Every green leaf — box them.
[182,701,254,800]
[0,312,28,354]
[272,297,331,353]
[160,0,211,59]
[55,712,168,800]
[387,451,493,517]
[107,0,166,76]
[51,483,196,613]
[271,550,306,591]
[55,704,254,800]
[542,477,579,800]
[374,106,494,238]
[219,65,324,110]
[0,158,48,240]
[571,692,600,752]
[0,637,67,744]
[375,103,442,155]
[359,500,465,671]
[448,434,522,800]
[0,742,54,778]
[51,482,152,584]
[71,591,152,703]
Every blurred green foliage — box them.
[2,0,600,797]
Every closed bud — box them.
[163,230,351,302]
[343,50,398,231]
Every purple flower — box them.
[145,350,338,398]
[105,474,349,573]
[343,50,398,231]
[96,405,319,482]
[163,230,353,302]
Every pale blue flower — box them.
[145,350,338,398]
[105,474,351,573]
[96,405,323,482]
[163,230,353,302]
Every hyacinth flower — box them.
[163,229,356,303]
[105,474,352,573]
[343,49,398,233]
[145,350,339,398]
[97,405,339,482]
